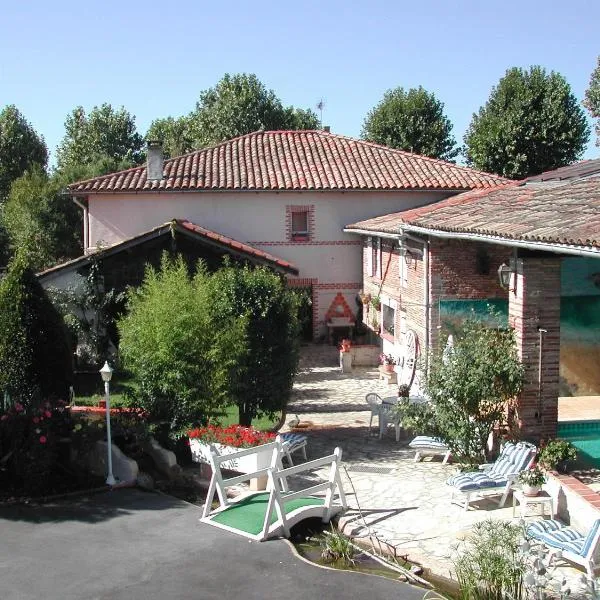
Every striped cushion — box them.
[527,519,564,537]
[409,436,449,450]
[280,432,307,450]
[581,520,600,557]
[447,472,505,491]
[537,527,583,551]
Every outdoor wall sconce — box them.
[497,262,516,292]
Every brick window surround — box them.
[286,205,315,242]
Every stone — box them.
[87,441,139,484]
[136,472,154,490]
[410,565,424,575]
[143,437,178,478]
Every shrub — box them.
[0,400,72,495]
[424,315,524,465]
[538,439,578,471]
[118,255,240,440]
[454,519,524,600]
[205,262,300,426]
[0,249,73,409]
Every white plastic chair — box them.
[365,393,383,435]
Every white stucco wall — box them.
[85,189,451,333]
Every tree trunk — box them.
[238,403,252,427]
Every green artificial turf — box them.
[210,492,325,536]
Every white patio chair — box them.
[365,393,383,435]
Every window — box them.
[291,211,309,241]
[382,304,395,336]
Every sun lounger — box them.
[409,436,451,464]
[447,441,537,511]
[526,518,600,578]
[279,432,308,466]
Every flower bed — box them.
[188,425,276,474]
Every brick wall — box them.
[428,239,510,349]
[509,257,561,441]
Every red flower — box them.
[39,436,47,444]
[44,411,52,418]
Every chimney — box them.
[323,125,330,133]
[147,140,164,181]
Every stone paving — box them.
[282,343,586,586]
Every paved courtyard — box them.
[281,343,589,585]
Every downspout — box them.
[423,237,430,373]
[72,197,89,254]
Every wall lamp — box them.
[497,262,516,293]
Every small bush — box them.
[319,526,357,566]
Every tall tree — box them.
[361,86,458,160]
[56,103,144,171]
[584,56,600,147]
[188,73,319,148]
[464,66,590,179]
[0,105,48,201]
[146,116,195,159]
[3,167,82,271]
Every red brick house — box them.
[345,160,600,441]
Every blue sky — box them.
[2,0,599,165]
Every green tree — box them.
[0,105,48,201]
[56,103,144,171]
[464,66,590,179]
[145,116,195,159]
[0,249,73,409]
[3,166,82,271]
[188,73,319,148]
[118,255,242,439]
[423,316,524,465]
[207,262,300,426]
[361,86,458,160]
[584,56,600,147]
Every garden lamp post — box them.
[99,361,116,486]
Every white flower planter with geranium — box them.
[188,425,276,474]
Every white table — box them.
[379,396,428,441]
[512,489,555,519]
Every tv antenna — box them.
[316,98,326,127]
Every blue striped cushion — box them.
[280,432,307,449]
[581,519,600,557]
[447,472,504,491]
[537,527,583,551]
[511,445,534,471]
[409,436,449,450]
[527,519,564,537]
[489,457,514,477]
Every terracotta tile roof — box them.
[38,220,298,278]
[68,130,506,194]
[345,173,600,251]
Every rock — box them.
[397,575,408,582]
[410,565,424,576]
[136,472,154,490]
[143,437,178,478]
[87,441,139,484]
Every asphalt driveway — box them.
[0,488,425,600]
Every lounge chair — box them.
[526,518,600,578]
[279,432,308,466]
[409,435,452,464]
[447,441,537,511]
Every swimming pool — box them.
[557,421,600,468]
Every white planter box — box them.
[189,439,273,474]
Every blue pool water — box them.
[557,421,600,468]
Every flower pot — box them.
[383,364,395,373]
[522,484,541,497]
[189,439,273,475]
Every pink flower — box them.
[39,436,47,444]
[33,417,40,424]
[0,415,8,421]
[14,403,24,413]
[44,411,52,418]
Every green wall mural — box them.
[439,257,600,396]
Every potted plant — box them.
[371,295,381,311]
[359,291,371,305]
[339,338,352,352]
[538,439,578,473]
[397,384,410,399]
[518,466,547,496]
[379,353,396,373]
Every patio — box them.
[282,344,598,585]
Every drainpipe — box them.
[72,197,89,254]
[423,238,430,372]
[537,328,547,421]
